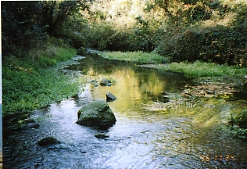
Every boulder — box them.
[76,100,116,129]
[106,92,117,102]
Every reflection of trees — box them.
[89,62,186,114]
[69,54,133,75]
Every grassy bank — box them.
[98,51,169,64]
[149,61,247,78]
[3,45,86,116]
[99,51,247,78]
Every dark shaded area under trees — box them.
[2,1,89,58]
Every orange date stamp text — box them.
[199,154,235,162]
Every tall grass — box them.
[30,45,77,67]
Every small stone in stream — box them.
[206,90,214,94]
[162,96,169,103]
[95,134,109,139]
[100,78,112,86]
[106,92,117,102]
[38,137,60,147]
[25,123,39,129]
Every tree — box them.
[2,1,45,56]
[42,1,89,36]
[1,1,90,56]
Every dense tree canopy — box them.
[2,0,247,66]
[2,1,89,56]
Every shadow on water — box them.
[3,53,247,169]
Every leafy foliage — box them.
[159,26,247,66]
[233,110,247,129]
[2,1,89,57]
[82,0,247,67]
[230,110,247,140]
[2,1,47,56]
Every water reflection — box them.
[68,54,188,117]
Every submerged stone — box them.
[76,100,116,129]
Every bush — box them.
[230,110,247,140]
[155,25,247,67]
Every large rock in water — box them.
[76,100,116,129]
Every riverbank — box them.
[97,50,247,78]
[2,45,87,130]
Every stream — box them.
[3,53,247,169]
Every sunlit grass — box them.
[154,61,247,78]
[98,51,246,78]
[98,51,169,64]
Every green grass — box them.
[98,51,169,64]
[98,51,246,78]
[33,45,77,67]
[2,46,85,116]
[152,61,247,78]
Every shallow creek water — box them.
[4,53,247,169]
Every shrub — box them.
[230,110,247,140]
[155,25,247,67]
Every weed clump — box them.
[230,110,247,140]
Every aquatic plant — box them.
[229,110,247,140]
[234,110,247,129]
